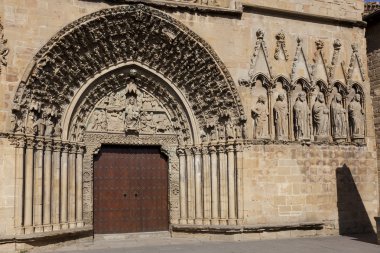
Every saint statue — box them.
[312,92,329,138]
[125,96,140,132]
[331,93,347,139]
[293,91,310,141]
[252,95,269,138]
[273,93,288,140]
[348,94,365,138]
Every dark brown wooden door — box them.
[93,145,169,234]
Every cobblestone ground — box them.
[29,233,379,253]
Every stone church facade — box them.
[0,0,378,251]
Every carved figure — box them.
[125,97,140,132]
[293,91,310,140]
[252,95,269,138]
[25,112,37,135]
[45,116,54,137]
[331,93,347,139]
[312,93,329,138]
[226,121,235,140]
[348,94,365,138]
[273,94,288,140]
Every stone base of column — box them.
[69,222,77,229]
[186,219,195,225]
[61,223,69,230]
[211,219,219,225]
[52,224,61,231]
[236,219,244,226]
[179,218,187,225]
[227,219,237,225]
[15,227,25,235]
[34,226,44,233]
[202,219,211,225]
[375,217,380,244]
[194,218,203,225]
[219,219,227,225]
[76,221,84,228]
[43,225,53,232]
[24,226,34,234]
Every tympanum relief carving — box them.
[87,81,175,135]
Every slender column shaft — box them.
[76,146,84,227]
[236,144,244,224]
[51,141,62,231]
[43,140,52,231]
[218,145,228,225]
[185,148,195,223]
[24,137,34,234]
[193,147,203,224]
[14,138,25,234]
[68,145,77,228]
[227,145,236,224]
[177,148,187,224]
[60,143,69,229]
[209,146,219,225]
[33,139,44,232]
[202,146,211,224]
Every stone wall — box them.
[0,0,377,247]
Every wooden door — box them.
[93,145,169,234]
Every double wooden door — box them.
[93,145,169,234]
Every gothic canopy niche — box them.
[11,4,245,145]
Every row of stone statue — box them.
[251,92,365,142]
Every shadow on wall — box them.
[336,164,375,238]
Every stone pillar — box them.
[24,137,34,234]
[13,137,25,235]
[76,145,84,228]
[193,146,203,225]
[209,146,219,225]
[68,144,77,228]
[227,144,236,225]
[218,145,228,225]
[235,143,244,225]
[185,148,195,224]
[202,146,211,225]
[177,148,187,224]
[60,142,69,229]
[51,141,62,231]
[33,138,44,233]
[43,140,53,232]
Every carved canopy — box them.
[11,4,245,144]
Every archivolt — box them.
[11,3,246,143]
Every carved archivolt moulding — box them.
[0,17,9,74]
[10,4,246,146]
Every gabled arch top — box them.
[11,3,245,142]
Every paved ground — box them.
[31,233,379,253]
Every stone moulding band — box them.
[171,222,325,234]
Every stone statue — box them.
[348,94,365,138]
[312,92,329,138]
[331,93,347,139]
[226,121,235,140]
[293,91,310,141]
[125,96,140,132]
[273,93,288,140]
[251,95,269,138]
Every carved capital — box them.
[62,142,70,153]
[191,146,202,155]
[52,141,63,152]
[76,145,86,155]
[176,148,185,156]
[44,140,53,151]
[10,136,26,148]
[208,145,217,154]
[35,139,44,150]
[25,137,35,149]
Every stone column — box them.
[209,146,219,225]
[76,145,84,228]
[24,137,35,234]
[235,143,244,225]
[51,141,62,231]
[218,145,228,225]
[192,146,203,225]
[185,148,195,224]
[202,146,211,225]
[33,138,44,233]
[177,148,187,224]
[68,144,77,229]
[227,144,236,225]
[60,142,69,229]
[13,137,25,234]
[43,140,53,232]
